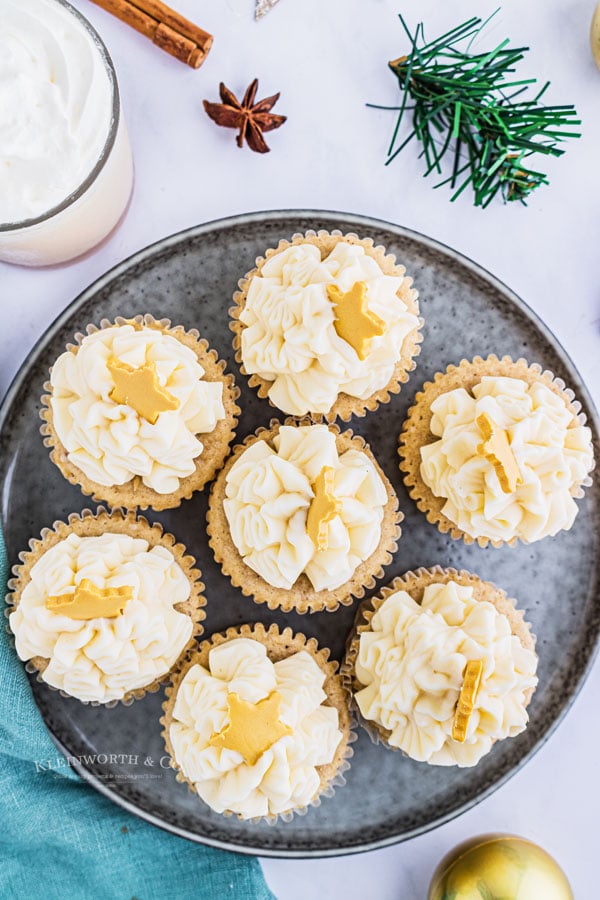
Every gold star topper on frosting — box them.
[306,466,342,551]
[108,356,180,425]
[46,578,134,620]
[477,411,522,494]
[209,690,292,766]
[452,658,484,743]
[327,281,386,361]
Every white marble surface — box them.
[1,0,599,896]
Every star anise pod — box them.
[203,79,286,153]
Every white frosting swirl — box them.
[169,638,342,818]
[355,581,538,766]
[0,0,113,223]
[9,532,193,703]
[223,425,388,591]
[239,242,419,415]
[420,377,594,542]
[50,325,226,495]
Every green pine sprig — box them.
[370,13,581,207]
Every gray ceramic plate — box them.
[1,211,599,858]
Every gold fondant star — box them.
[108,356,180,424]
[306,466,342,551]
[209,691,292,766]
[327,281,386,361]
[46,578,134,620]
[477,412,522,493]
[452,658,484,743]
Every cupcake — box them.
[399,356,595,546]
[342,567,538,767]
[231,230,422,421]
[161,623,354,821]
[6,508,205,704]
[207,421,401,613]
[41,315,240,511]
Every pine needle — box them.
[372,12,581,206]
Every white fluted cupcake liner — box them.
[161,622,356,824]
[230,229,423,423]
[5,506,206,707]
[340,565,537,751]
[40,314,240,511]
[399,355,595,548]
[207,417,402,614]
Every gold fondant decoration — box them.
[452,658,484,743]
[327,281,386,361]
[306,466,342,551]
[209,690,292,766]
[108,356,180,424]
[476,411,522,493]
[46,578,134,620]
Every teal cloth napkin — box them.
[0,532,274,900]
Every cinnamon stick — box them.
[88,0,213,69]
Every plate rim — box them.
[2,208,600,859]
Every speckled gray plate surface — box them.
[1,211,599,858]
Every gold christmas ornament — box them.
[592,1,600,69]
[428,834,573,900]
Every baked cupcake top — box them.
[419,376,594,542]
[49,323,226,495]
[223,424,388,591]
[355,580,538,766]
[168,638,343,818]
[239,241,419,416]
[9,532,193,703]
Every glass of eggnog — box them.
[0,0,134,267]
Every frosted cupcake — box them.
[161,623,353,821]
[41,315,240,511]
[6,508,205,704]
[231,230,422,421]
[342,567,538,767]
[207,421,401,613]
[399,356,595,546]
